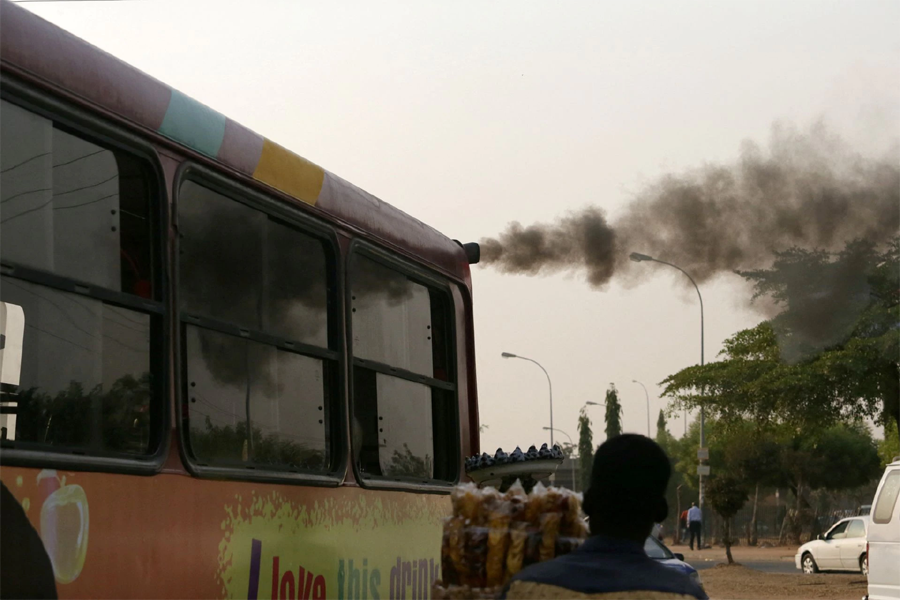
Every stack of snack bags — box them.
[433,481,589,600]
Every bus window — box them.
[178,180,334,474]
[0,100,154,298]
[0,99,160,456]
[349,253,458,483]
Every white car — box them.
[795,516,869,575]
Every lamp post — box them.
[502,352,554,447]
[629,251,706,548]
[632,380,651,437]
[543,426,577,491]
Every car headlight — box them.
[690,571,702,586]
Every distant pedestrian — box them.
[688,502,702,550]
[679,509,689,543]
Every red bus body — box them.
[0,2,479,597]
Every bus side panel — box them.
[2,466,448,599]
[451,284,477,466]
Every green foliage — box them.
[13,374,153,454]
[707,475,749,520]
[707,474,749,563]
[386,443,433,479]
[653,429,689,536]
[795,421,882,492]
[191,416,325,471]
[667,416,880,503]
[670,419,704,491]
[662,239,899,432]
[656,410,667,441]
[654,409,679,459]
[879,420,900,468]
[604,384,623,438]
[577,407,594,492]
[557,441,577,458]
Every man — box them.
[501,435,707,599]
[679,508,689,543]
[1,481,58,598]
[688,502,702,551]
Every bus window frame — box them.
[172,162,347,487]
[346,239,461,494]
[0,77,170,475]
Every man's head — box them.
[582,434,671,543]
[691,502,696,508]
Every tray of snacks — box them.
[432,480,588,600]
[464,444,565,493]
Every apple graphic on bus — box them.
[37,470,90,584]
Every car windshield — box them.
[644,537,674,560]
[826,521,850,539]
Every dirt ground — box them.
[700,565,867,600]
[673,546,867,600]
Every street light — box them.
[631,253,697,437]
[632,380,651,437]
[543,426,577,492]
[502,352,554,447]
[584,401,605,436]
[630,251,706,547]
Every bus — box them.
[0,2,480,597]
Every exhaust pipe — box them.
[453,240,480,265]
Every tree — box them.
[605,384,623,438]
[13,374,154,454]
[557,441,577,458]
[651,418,685,546]
[662,239,899,434]
[738,239,899,430]
[772,422,881,543]
[782,422,881,493]
[190,416,325,470]
[655,409,678,458]
[666,413,880,544]
[727,431,783,547]
[387,443,434,478]
[706,475,749,564]
[879,420,900,468]
[663,322,857,431]
[577,407,594,492]
[656,410,667,443]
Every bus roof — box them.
[0,0,471,283]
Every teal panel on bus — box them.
[158,90,226,158]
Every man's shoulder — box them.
[1,481,58,599]
[504,580,702,600]
[502,553,706,600]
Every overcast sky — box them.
[22,0,900,452]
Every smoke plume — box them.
[481,123,899,288]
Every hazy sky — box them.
[21,0,900,452]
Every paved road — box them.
[692,558,798,574]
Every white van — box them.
[866,457,900,600]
